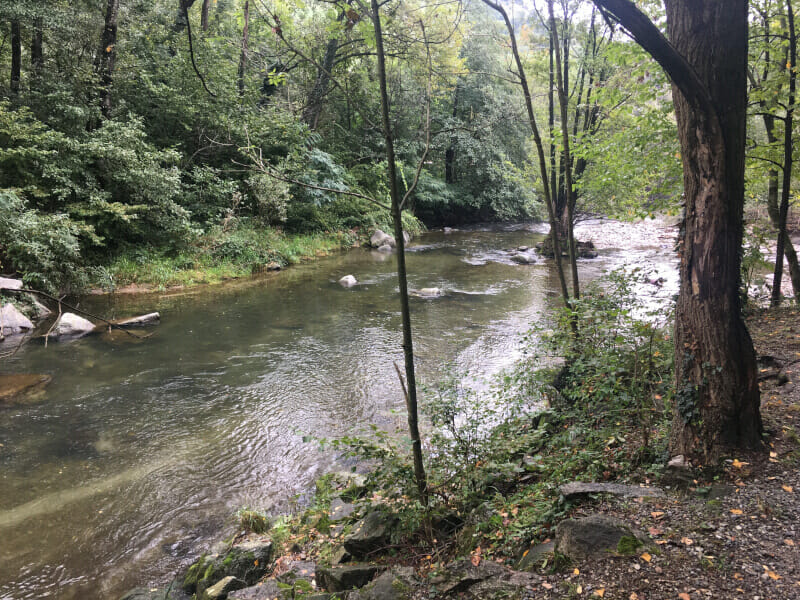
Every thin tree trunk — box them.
[10,20,21,95]
[550,0,580,299]
[237,0,249,98]
[482,0,571,310]
[96,0,120,118]
[445,83,459,184]
[31,18,43,78]
[201,0,212,30]
[303,15,342,130]
[370,0,427,505]
[593,0,761,462]
[772,0,796,306]
[549,32,559,231]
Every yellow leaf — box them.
[542,582,553,590]
[770,451,778,458]
[574,568,580,575]
[785,539,795,546]
[522,549,529,558]
[733,572,743,580]
[577,585,583,594]
[782,485,793,493]
[767,570,781,580]
[681,537,694,545]
[594,590,605,598]
[732,459,748,468]
[651,511,665,518]
[678,594,691,600]
[730,509,743,515]
[630,594,639,600]
[640,552,652,562]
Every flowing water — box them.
[0,223,677,600]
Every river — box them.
[0,222,677,600]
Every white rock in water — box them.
[49,313,95,339]
[0,303,34,335]
[415,287,444,298]
[338,275,358,288]
[370,229,396,248]
[511,252,536,265]
[0,277,23,290]
[376,244,393,253]
[114,312,160,327]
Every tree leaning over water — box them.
[593,0,762,463]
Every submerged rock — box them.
[112,312,161,328]
[49,313,95,340]
[0,303,34,336]
[0,374,52,406]
[338,275,358,288]
[510,252,536,265]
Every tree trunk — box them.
[201,0,212,30]
[593,0,761,462]
[772,0,796,306]
[10,20,21,95]
[31,18,43,78]
[303,18,341,130]
[97,0,120,118]
[237,0,249,98]
[445,83,459,184]
[370,0,427,505]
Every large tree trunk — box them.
[237,0,249,98]
[97,0,120,118]
[593,0,761,463]
[201,0,212,30]
[302,32,339,130]
[772,0,796,306]
[10,20,21,95]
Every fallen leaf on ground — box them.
[678,593,691,600]
[640,552,652,562]
[785,539,795,546]
[782,485,794,493]
[542,582,553,590]
[574,568,580,575]
[630,593,639,600]
[770,451,778,458]
[651,511,665,518]
[594,590,605,598]
[576,584,583,593]
[730,509,743,515]
[767,570,781,580]
[648,527,662,536]
[681,537,694,545]
[732,459,748,468]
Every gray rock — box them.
[510,252,536,265]
[376,244,393,253]
[276,560,316,584]
[555,515,645,560]
[0,277,23,290]
[462,569,540,599]
[370,230,395,249]
[0,303,34,335]
[266,262,282,271]
[354,569,416,600]
[49,312,95,339]
[329,498,356,522]
[31,299,52,319]
[118,586,189,600]
[202,576,246,600]
[0,373,52,406]
[316,564,382,593]
[182,537,273,596]
[403,231,412,244]
[331,546,352,565]
[435,559,504,595]
[228,580,284,600]
[410,288,443,298]
[343,511,397,558]
[559,482,664,499]
[443,227,456,234]
[338,275,358,288]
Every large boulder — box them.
[49,313,95,340]
[510,252,536,265]
[1,303,34,335]
[202,576,246,600]
[182,537,273,598]
[349,568,417,600]
[315,564,382,593]
[370,230,396,249]
[0,277,23,290]
[343,511,397,558]
[555,515,646,560]
[329,498,356,522]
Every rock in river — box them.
[0,374,52,406]
[1,303,34,335]
[49,313,96,340]
[338,275,358,288]
[370,229,395,249]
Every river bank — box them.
[128,302,800,600]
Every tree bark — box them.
[370,0,428,505]
[772,0,796,306]
[593,0,762,462]
[444,83,459,184]
[201,0,212,30]
[10,20,21,95]
[303,17,342,130]
[237,0,250,98]
[96,0,120,118]
[31,18,43,78]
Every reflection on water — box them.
[0,223,676,600]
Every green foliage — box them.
[0,189,86,292]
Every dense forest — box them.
[0,0,687,292]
